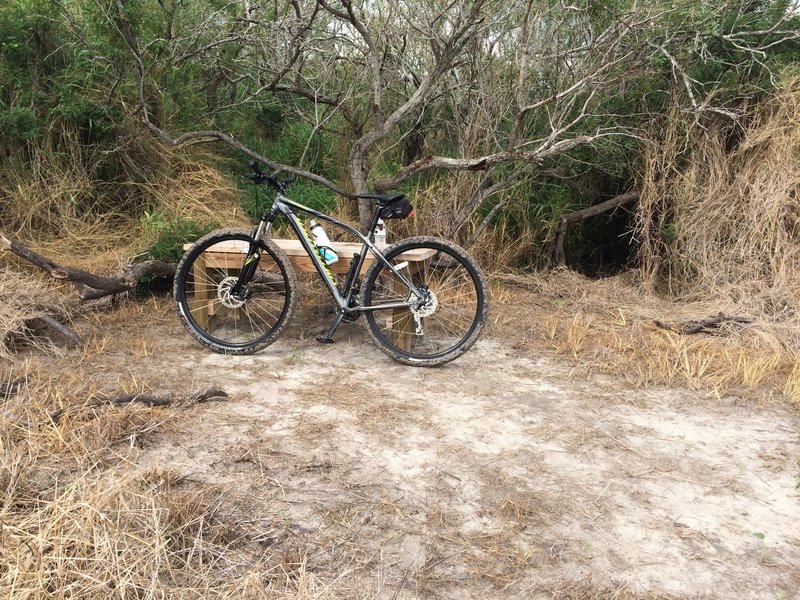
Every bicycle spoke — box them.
[363,238,486,365]
[177,232,295,352]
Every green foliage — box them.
[1,0,799,274]
[238,177,337,222]
[134,210,217,297]
[0,106,40,141]
[141,211,216,263]
[659,222,679,244]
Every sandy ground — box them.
[121,303,800,599]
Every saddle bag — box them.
[379,197,414,220]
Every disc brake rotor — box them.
[217,276,247,309]
[412,290,439,318]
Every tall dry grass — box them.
[0,268,76,361]
[0,139,246,271]
[637,78,800,316]
[0,366,340,599]
[494,270,800,406]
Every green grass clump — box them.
[141,211,217,263]
[239,178,336,222]
[135,211,217,296]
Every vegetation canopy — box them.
[0,0,797,273]
[2,2,800,598]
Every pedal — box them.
[315,335,335,344]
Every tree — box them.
[85,0,800,236]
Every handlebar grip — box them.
[245,161,292,192]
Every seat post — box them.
[366,203,384,239]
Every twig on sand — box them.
[49,386,229,423]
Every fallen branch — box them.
[654,313,753,335]
[34,315,85,348]
[374,137,595,192]
[1,232,176,301]
[49,386,229,423]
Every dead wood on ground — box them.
[0,232,176,301]
[654,313,753,335]
[49,386,229,423]
[1,375,30,399]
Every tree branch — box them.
[114,0,358,198]
[374,136,594,191]
[34,315,85,349]
[1,232,176,301]
[50,386,229,424]
[554,191,639,265]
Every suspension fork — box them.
[231,213,275,296]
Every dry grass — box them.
[0,292,353,598]
[3,81,799,598]
[0,268,76,361]
[0,362,342,599]
[0,142,246,272]
[403,180,551,272]
[494,269,800,406]
[637,77,800,316]
[1,270,794,597]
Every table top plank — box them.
[184,238,436,262]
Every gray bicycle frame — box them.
[254,192,427,312]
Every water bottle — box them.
[309,220,338,265]
[374,219,387,250]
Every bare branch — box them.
[374,136,594,192]
[318,0,384,126]
[554,191,639,265]
[113,0,356,198]
[1,232,176,301]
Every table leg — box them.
[193,251,210,330]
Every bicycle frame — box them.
[253,192,427,315]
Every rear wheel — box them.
[174,229,297,354]
[361,236,488,366]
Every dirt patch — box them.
[5,286,799,598]
[113,301,800,598]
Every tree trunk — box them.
[349,149,373,231]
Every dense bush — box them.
[0,0,798,277]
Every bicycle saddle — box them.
[356,193,405,202]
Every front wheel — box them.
[361,236,488,366]
[174,228,297,354]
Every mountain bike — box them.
[174,162,488,366]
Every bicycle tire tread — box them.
[360,235,488,367]
[174,228,298,355]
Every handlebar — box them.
[245,160,292,192]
